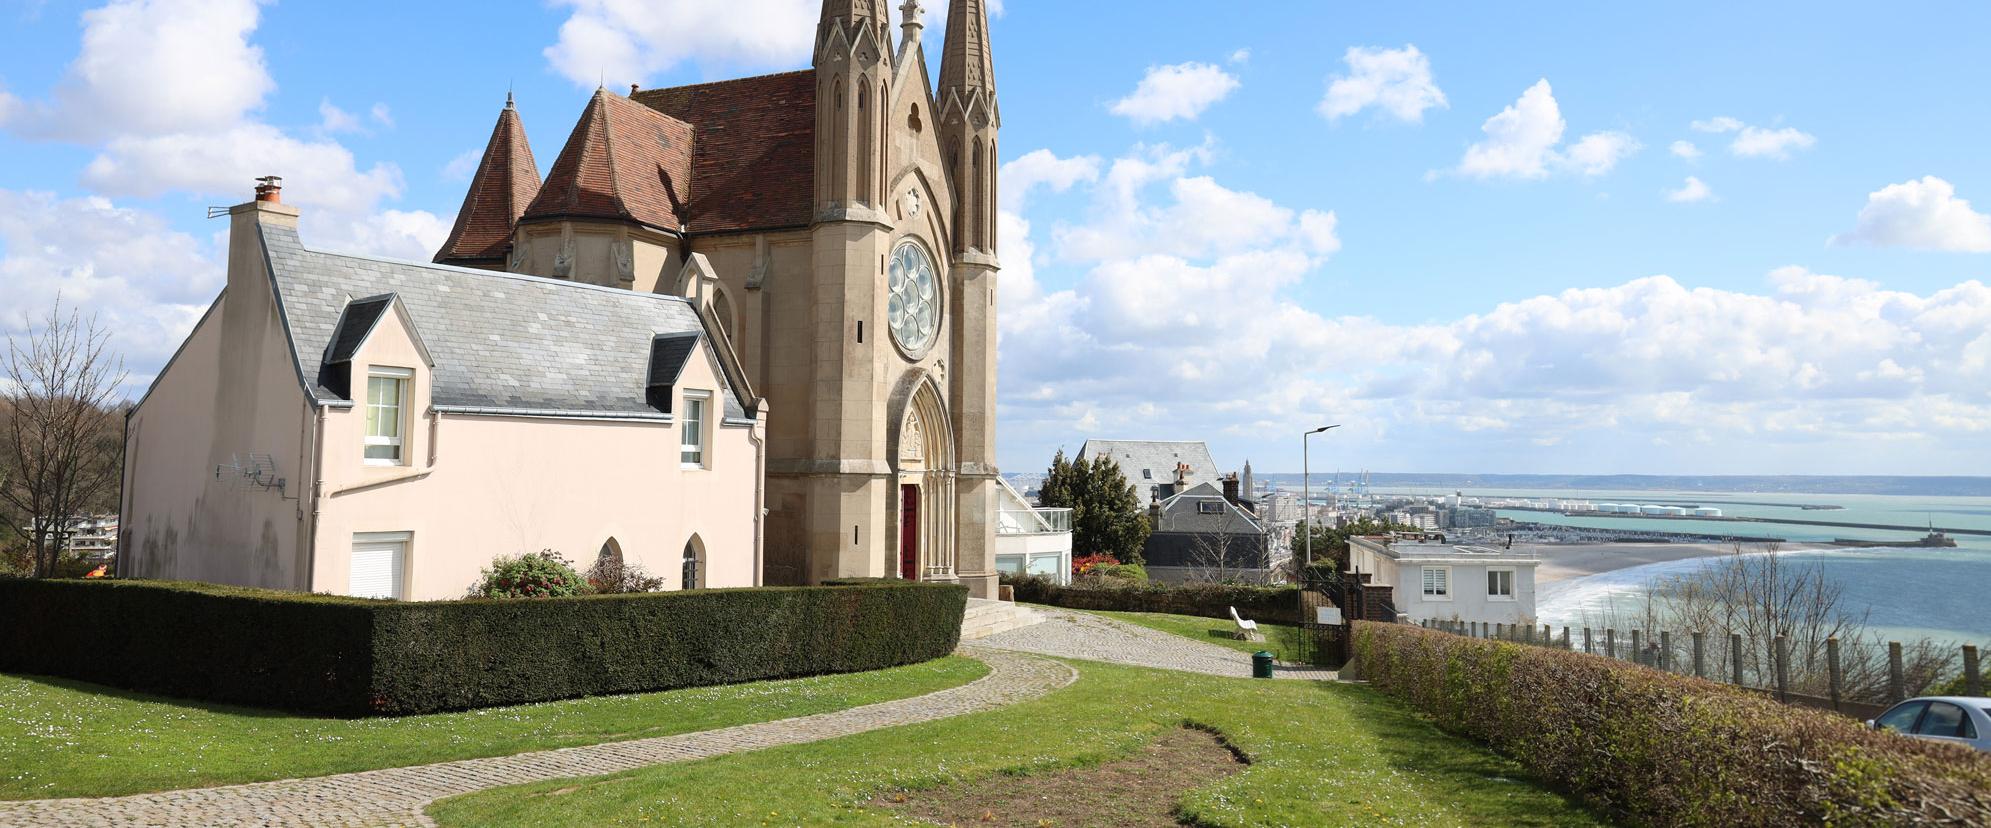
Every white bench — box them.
[1228,606,1264,642]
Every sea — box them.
[1375,487,1991,646]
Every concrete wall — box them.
[1393,561,1538,626]
[307,304,759,601]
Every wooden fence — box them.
[1419,618,1984,721]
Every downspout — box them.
[115,409,134,579]
[750,407,768,587]
[303,403,327,592]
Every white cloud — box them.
[83,124,406,216]
[1229,48,1252,65]
[0,190,221,390]
[7,0,273,141]
[1831,176,1991,252]
[1109,62,1240,125]
[544,0,820,89]
[1690,116,1743,133]
[1731,125,1815,160]
[1452,79,1638,179]
[1666,176,1713,203]
[443,147,483,182]
[1000,149,1100,212]
[369,102,393,128]
[1669,140,1701,160]
[318,99,363,133]
[1318,45,1446,123]
[1562,130,1640,176]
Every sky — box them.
[2,1,1989,477]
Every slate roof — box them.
[261,223,744,421]
[1076,440,1222,497]
[633,71,816,234]
[521,89,695,232]
[435,99,540,266]
[1153,482,1266,536]
[323,295,394,366]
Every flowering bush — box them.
[472,550,589,599]
[1072,553,1118,576]
[585,555,665,594]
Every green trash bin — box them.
[1252,650,1275,679]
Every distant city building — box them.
[28,514,119,558]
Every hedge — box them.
[0,578,966,716]
[1003,575,1299,625]
[1353,622,1991,826]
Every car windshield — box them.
[1875,701,1926,733]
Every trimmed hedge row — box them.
[1003,575,1299,625]
[1353,622,1991,826]
[0,578,966,716]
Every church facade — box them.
[434,0,1003,596]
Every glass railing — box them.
[997,507,1073,535]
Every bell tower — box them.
[938,0,1000,597]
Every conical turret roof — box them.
[434,96,541,266]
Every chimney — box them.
[1222,473,1241,505]
[1148,494,1161,527]
[1173,462,1190,487]
[228,176,301,308]
[254,175,282,203]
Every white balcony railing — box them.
[997,507,1072,536]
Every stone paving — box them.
[978,606,1340,681]
[0,647,1075,828]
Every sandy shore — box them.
[1529,541,1825,585]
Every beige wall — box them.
[122,203,312,590]
[307,308,759,601]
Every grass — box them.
[1071,607,1302,660]
[0,656,987,801]
[428,658,1605,827]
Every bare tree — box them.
[2,299,127,578]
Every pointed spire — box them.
[938,0,995,100]
[818,0,890,49]
[522,88,693,232]
[434,94,541,268]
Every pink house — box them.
[119,183,766,600]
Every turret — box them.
[937,0,998,256]
[434,93,541,270]
[814,0,893,212]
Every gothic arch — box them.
[598,537,624,566]
[680,534,706,590]
[885,166,954,266]
[888,372,958,581]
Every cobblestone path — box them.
[0,647,1075,828]
[979,606,1339,681]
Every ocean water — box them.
[1380,487,1991,645]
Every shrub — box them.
[1352,622,1991,826]
[0,578,967,716]
[472,550,588,599]
[584,555,664,594]
[1004,573,1299,625]
[1090,561,1148,582]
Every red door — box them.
[900,484,920,580]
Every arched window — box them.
[681,537,705,590]
[598,537,624,567]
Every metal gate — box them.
[1293,566,1352,668]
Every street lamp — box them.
[1301,425,1341,567]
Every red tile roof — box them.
[522,89,695,232]
[634,70,816,235]
[434,101,540,265]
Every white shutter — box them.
[349,542,404,600]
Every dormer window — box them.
[365,367,412,465]
[1198,501,1224,515]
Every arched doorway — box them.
[894,378,956,581]
[681,536,705,590]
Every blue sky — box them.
[3,1,1989,477]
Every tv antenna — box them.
[216,453,287,496]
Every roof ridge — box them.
[595,90,630,221]
[635,68,813,96]
[272,225,700,309]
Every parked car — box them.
[1868,697,1991,753]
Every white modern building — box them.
[994,478,1073,584]
[1348,536,1538,626]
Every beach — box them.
[1529,541,1817,585]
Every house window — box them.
[1142,469,1153,480]
[364,367,412,464]
[1421,567,1451,599]
[681,539,705,589]
[1488,568,1516,600]
[1198,501,1224,514]
[681,392,709,467]
[349,533,410,600]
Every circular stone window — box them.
[887,241,940,356]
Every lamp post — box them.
[1301,425,1341,567]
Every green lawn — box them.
[1070,606,1302,660]
[428,659,1603,827]
[0,657,987,801]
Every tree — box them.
[1,300,127,578]
[1038,450,1149,563]
[1294,515,1414,571]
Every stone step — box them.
[959,598,1045,640]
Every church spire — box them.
[937,0,997,256]
[434,94,541,269]
[817,0,890,56]
[813,0,892,212]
